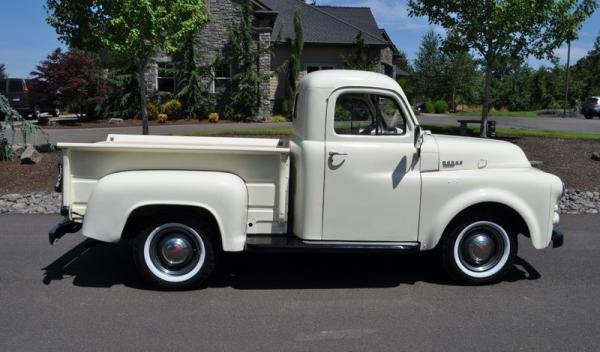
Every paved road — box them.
[419,113,600,134]
[1,214,599,351]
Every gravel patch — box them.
[560,189,600,215]
[0,192,61,215]
[1,189,598,216]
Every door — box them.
[322,89,421,242]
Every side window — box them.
[334,93,406,136]
[0,80,6,93]
[375,95,406,135]
[334,95,375,135]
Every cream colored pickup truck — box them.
[50,70,564,289]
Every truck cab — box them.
[50,70,564,289]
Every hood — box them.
[431,134,531,171]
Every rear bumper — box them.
[49,219,81,245]
[551,228,564,248]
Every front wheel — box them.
[133,221,216,290]
[584,114,593,120]
[442,219,517,285]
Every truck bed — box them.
[59,134,291,234]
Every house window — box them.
[382,63,394,78]
[306,64,335,73]
[157,62,175,93]
[213,63,232,94]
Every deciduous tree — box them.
[46,0,208,134]
[30,48,108,117]
[409,0,598,136]
[0,64,6,80]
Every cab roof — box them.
[299,70,402,93]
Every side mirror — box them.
[414,125,424,158]
[414,125,424,148]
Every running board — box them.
[245,235,420,253]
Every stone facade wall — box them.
[257,31,273,119]
[195,0,241,91]
[379,47,395,77]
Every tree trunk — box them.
[452,85,456,113]
[481,64,493,138]
[137,61,149,135]
[563,40,571,118]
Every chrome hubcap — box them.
[457,223,507,273]
[465,234,495,264]
[147,224,204,277]
[159,236,193,265]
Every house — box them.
[149,0,406,118]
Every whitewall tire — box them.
[442,218,517,284]
[134,221,216,290]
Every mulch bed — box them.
[511,137,600,191]
[1,152,60,194]
[1,137,599,195]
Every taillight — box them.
[23,81,29,93]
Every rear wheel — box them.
[133,220,216,290]
[584,114,593,119]
[442,218,517,285]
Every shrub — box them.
[157,113,168,124]
[434,100,448,114]
[424,100,435,113]
[270,115,289,123]
[208,112,219,123]
[147,101,161,121]
[163,99,182,119]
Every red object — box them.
[23,81,29,93]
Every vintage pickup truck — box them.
[50,70,564,289]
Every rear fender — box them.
[81,171,248,252]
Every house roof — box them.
[259,0,389,46]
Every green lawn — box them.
[448,111,538,118]
[180,125,600,141]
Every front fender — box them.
[82,171,248,252]
[419,169,555,250]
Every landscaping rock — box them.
[12,145,26,157]
[109,118,124,125]
[591,152,600,161]
[20,145,43,164]
[35,143,56,153]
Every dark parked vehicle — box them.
[0,78,59,119]
[582,96,600,119]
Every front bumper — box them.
[552,228,564,248]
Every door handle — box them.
[329,151,348,158]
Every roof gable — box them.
[260,0,388,45]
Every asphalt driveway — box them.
[1,214,599,351]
